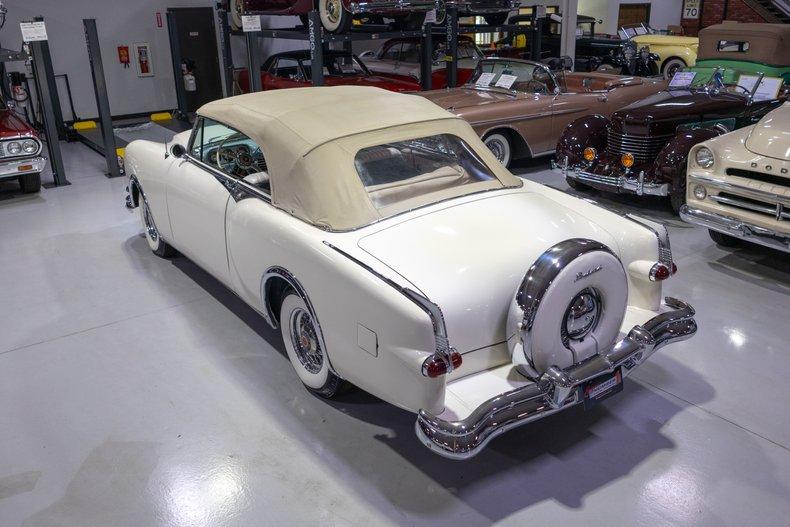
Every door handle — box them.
[597,95,608,102]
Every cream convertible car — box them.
[125,87,696,459]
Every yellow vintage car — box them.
[632,33,699,79]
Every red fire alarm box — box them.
[118,46,130,67]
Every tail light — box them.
[423,351,463,378]
[649,262,677,281]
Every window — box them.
[717,40,750,52]
[400,42,420,63]
[301,54,368,80]
[471,60,556,94]
[272,58,304,80]
[189,118,270,192]
[354,134,499,209]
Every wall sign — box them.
[156,12,164,29]
[683,0,701,20]
[133,42,155,78]
[20,21,48,42]
[242,15,261,32]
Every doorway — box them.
[617,3,652,28]
[167,7,224,112]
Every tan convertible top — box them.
[198,86,521,230]
[698,23,790,66]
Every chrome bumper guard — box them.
[415,297,696,459]
[554,158,668,197]
[0,156,46,181]
[680,205,790,253]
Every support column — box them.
[245,25,262,92]
[83,18,122,179]
[308,10,324,87]
[445,6,458,88]
[420,26,432,91]
[559,0,577,70]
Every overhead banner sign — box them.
[683,0,701,19]
[20,21,48,42]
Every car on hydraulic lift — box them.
[0,99,46,194]
[359,35,483,89]
[235,50,421,93]
[554,23,790,213]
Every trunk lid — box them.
[357,190,619,354]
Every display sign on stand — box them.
[20,21,48,42]
[738,75,783,102]
[242,15,262,32]
[669,71,697,88]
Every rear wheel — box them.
[18,172,41,193]
[229,0,244,31]
[484,132,512,168]
[662,57,686,80]
[709,229,741,248]
[279,292,343,398]
[319,0,352,33]
[483,13,509,26]
[139,196,176,257]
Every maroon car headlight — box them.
[22,139,39,154]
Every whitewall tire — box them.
[279,292,342,397]
[319,0,351,33]
[662,57,686,80]
[484,132,512,168]
[139,196,176,257]
[229,0,244,31]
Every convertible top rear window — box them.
[354,134,500,209]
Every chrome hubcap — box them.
[486,138,506,162]
[325,0,340,23]
[563,288,602,344]
[142,201,159,243]
[290,308,323,374]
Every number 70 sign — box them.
[683,0,701,19]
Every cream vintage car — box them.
[681,102,790,252]
[631,29,698,79]
[124,86,696,459]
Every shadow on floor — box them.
[165,251,730,523]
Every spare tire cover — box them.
[510,246,628,374]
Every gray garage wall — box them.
[1,0,304,120]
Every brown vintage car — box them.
[418,58,667,167]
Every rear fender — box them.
[555,114,610,165]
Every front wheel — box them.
[662,57,686,80]
[484,132,512,168]
[483,13,509,26]
[279,292,343,398]
[669,174,686,215]
[709,229,741,248]
[18,172,41,193]
[139,196,176,257]
[228,0,244,31]
[319,0,352,33]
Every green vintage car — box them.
[689,22,790,85]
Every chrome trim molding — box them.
[625,213,673,266]
[561,167,670,196]
[348,0,435,12]
[689,172,790,208]
[322,242,457,376]
[416,297,697,459]
[260,266,338,375]
[0,156,46,181]
[512,239,620,375]
[680,204,790,253]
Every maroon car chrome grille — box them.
[606,131,673,163]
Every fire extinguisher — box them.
[182,60,197,92]
[9,71,28,105]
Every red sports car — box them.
[236,50,421,93]
[0,101,45,194]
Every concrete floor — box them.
[1,142,789,527]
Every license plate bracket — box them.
[582,367,623,410]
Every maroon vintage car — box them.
[0,102,45,194]
[235,50,421,93]
[226,0,435,33]
[555,77,787,212]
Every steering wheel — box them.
[523,80,549,94]
[216,133,267,176]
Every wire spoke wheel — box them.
[289,307,323,374]
[142,200,159,243]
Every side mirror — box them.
[170,143,186,158]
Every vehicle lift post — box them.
[445,6,458,88]
[308,10,324,87]
[420,24,432,91]
[24,16,69,187]
[530,9,543,61]
[83,19,122,179]
[245,18,263,92]
[216,4,235,97]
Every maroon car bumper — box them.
[553,154,670,197]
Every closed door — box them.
[169,7,224,111]
[617,4,651,28]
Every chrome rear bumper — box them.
[680,205,790,253]
[415,297,696,459]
